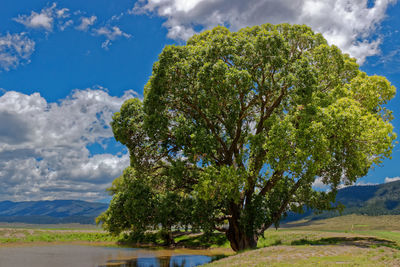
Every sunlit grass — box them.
[0,229,118,244]
[204,215,400,266]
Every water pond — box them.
[0,244,222,267]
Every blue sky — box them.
[0,0,399,201]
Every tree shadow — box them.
[291,236,399,250]
[175,232,227,248]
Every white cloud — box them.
[313,177,378,191]
[14,3,58,31]
[56,8,70,19]
[13,3,131,51]
[0,33,35,71]
[94,26,131,40]
[76,16,97,31]
[133,0,396,64]
[14,3,73,33]
[0,89,135,201]
[101,39,112,49]
[385,177,400,183]
[312,177,328,190]
[354,181,377,186]
[94,26,131,49]
[60,20,74,31]
[110,12,125,21]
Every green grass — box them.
[284,214,400,231]
[285,253,380,267]
[3,214,400,266]
[257,230,319,248]
[0,229,118,244]
[352,230,400,248]
[204,243,400,267]
[257,229,400,249]
[205,215,400,266]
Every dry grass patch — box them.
[206,215,400,266]
[205,245,400,266]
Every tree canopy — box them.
[98,23,396,251]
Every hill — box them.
[284,180,400,222]
[0,200,108,224]
[1,180,399,225]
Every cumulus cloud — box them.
[13,3,76,33]
[76,16,97,31]
[0,33,35,71]
[385,177,400,183]
[312,177,328,190]
[94,26,131,49]
[0,89,135,201]
[13,3,60,31]
[133,0,396,64]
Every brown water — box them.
[0,245,220,267]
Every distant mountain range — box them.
[0,180,399,225]
[0,200,108,224]
[285,180,400,222]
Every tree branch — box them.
[258,178,302,235]
[182,97,229,154]
[228,90,246,160]
[256,85,287,134]
[214,226,228,233]
[259,170,284,196]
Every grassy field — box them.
[283,214,400,231]
[205,214,400,266]
[1,215,400,266]
[205,244,400,266]
[0,227,117,245]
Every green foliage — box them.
[97,167,156,236]
[100,23,396,251]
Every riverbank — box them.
[0,244,226,267]
[2,215,400,266]
[2,227,399,266]
[0,226,233,258]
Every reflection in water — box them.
[0,245,222,267]
[101,255,217,267]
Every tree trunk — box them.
[226,218,258,252]
[160,226,175,246]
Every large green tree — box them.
[98,23,396,251]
